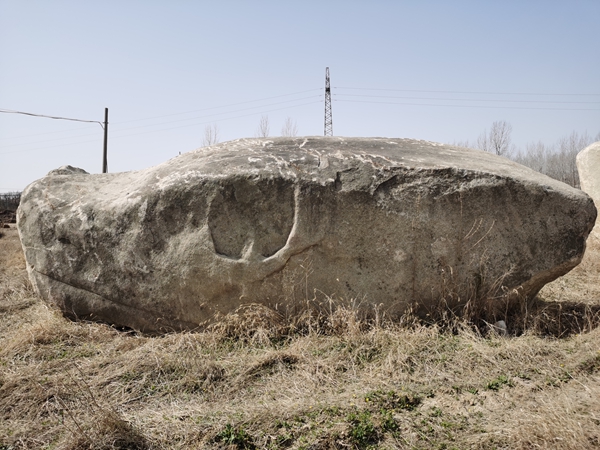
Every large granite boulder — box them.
[18,137,597,332]
[577,141,600,245]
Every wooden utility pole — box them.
[0,108,107,173]
[102,108,108,173]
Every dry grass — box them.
[1,225,600,449]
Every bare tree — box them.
[202,124,220,147]
[476,121,514,156]
[489,121,514,156]
[255,115,270,137]
[281,117,298,137]
[555,131,593,188]
[475,131,490,153]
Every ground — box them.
[1,224,599,450]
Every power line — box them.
[333,87,600,96]
[110,100,322,140]
[0,107,109,173]
[0,88,322,142]
[0,95,322,150]
[0,107,109,172]
[3,82,596,157]
[110,95,322,135]
[334,99,600,111]
[112,88,323,125]
[0,109,103,125]
[334,94,600,105]
[0,100,322,155]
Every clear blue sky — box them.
[1,0,599,193]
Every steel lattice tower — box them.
[324,67,333,136]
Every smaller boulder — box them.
[577,141,600,245]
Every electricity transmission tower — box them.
[324,67,333,136]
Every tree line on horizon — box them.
[0,192,21,211]
[454,120,599,189]
[201,115,298,147]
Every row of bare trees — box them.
[0,192,21,211]
[255,115,298,138]
[201,116,299,147]
[512,131,597,188]
[455,121,599,188]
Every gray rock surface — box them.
[577,141,600,245]
[17,137,597,332]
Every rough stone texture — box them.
[17,137,597,332]
[577,141,600,245]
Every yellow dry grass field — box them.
[1,224,600,449]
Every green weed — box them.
[486,375,512,391]
[347,410,378,448]
[364,389,422,411]
[214,423,256,449]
